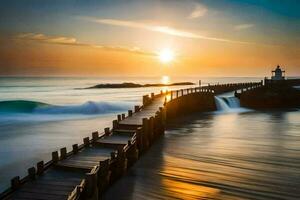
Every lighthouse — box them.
[271,65,285,81]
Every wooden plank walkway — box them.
[56,147,114,171]
[119,95,165,126]
[3,169,85,200]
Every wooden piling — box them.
[92,131,99,142]
[98,159,110,193]
[136,127,143,151]
[85,167,98,199]
[52,151,59,163]
[11,176,20,190]
[142,118,149,149]
[36,161,44,175]
[72,144,79,154]
[121,113,125,120]
[28,167,36,180]
[151,93,154,99]
[128,110,133,116]
[112,120,118,129]
[117,114,121,122]
[104,127,110,136]
[143,95,149,106]
[83,137,90,147]
[134,105,140,112]
[149,117,154,143]
[60,147,67,159]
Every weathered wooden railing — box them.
[234,81,264,98]
[0,81,261,200]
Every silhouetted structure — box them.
[264,65,300,86]
[271,65,285,81]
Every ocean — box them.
[1,76,299,199]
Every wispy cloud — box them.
[188,3,207,19]
[17,33,78,45]
[15,33,154,56]
[86,17,252,44]
[234,24,255,30]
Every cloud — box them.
[87,17,251,44]
[234,24,255,30]
[15,33,154,56]
[17,33,77,45]
[188,3,207,19]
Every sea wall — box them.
[238,84,300,109]
[166,92,216,120]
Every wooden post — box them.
[142,118,149,149]
[136,127,143,151]
[153,114,159,139]
[72,144,79,154]
[60,147,67,160]
[28,167,36,180]
[104,127,110,136]
[83,137,90,147]
[121,113,125,120]
[36,161,44,175]
[85,169,98,199]
[160,106,166,129]
[92,131,99,142]
[11,176,20,190]
[176,90,179,98]
[128,110,133,116]
[149,117,154,144]
[112,120,118,129]
[143,95,148,106]
[52,151,59,163]
[151,93,154,99]
[134,105,140,112]
[98,159,110,193]
[117,148,127,175]
[117,114,121,122]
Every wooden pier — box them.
[0,82,262,200]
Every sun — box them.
[159,48,174,63]
[161,75,170,84]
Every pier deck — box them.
[4,169,85,200]
[119,96,165,126]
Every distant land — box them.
[82,82,194,89]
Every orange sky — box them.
[1,0,300,77]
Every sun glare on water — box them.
[159,48,174,63]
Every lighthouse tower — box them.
[271,65,285,81]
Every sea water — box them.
[105,109,300,199]
[1,76,296,196]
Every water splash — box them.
[214,95,250,113]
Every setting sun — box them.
[159,48,174,63]
[161,75,170,84]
